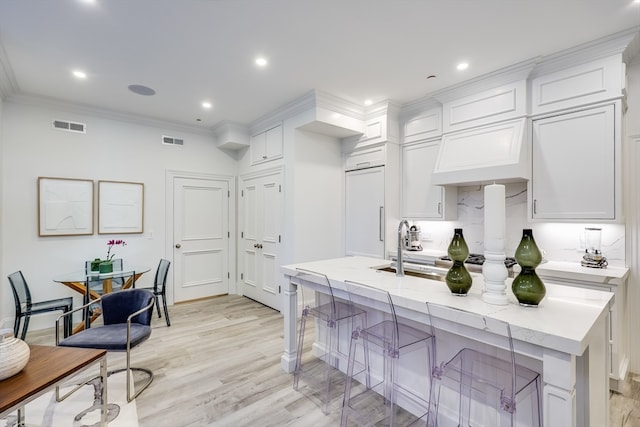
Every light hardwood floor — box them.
[27,294,640,426]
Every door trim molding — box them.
[165,169,237,302]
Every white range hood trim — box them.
[432,118,530,186]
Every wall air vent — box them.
[53,120,86,133]
[162,135,184,146]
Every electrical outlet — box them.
[421,232,433,241]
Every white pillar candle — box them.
[483,183,508,305]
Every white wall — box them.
[0,100,237,330]
[290,128,343,264]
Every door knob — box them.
[175,243,181,248]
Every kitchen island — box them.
[281,256,614,427]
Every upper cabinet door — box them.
[531,104,615,220]
[402,140,457,220]
[250,123,283,165]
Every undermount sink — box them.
[374,264,448,282]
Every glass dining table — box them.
[53,265,151,333]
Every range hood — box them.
[431,118,529,186]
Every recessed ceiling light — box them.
[255,57,268,67]
[72,70,87,79]
[364,99,373,106]
[128,84,156,96]
[457,62,469,71]
[202,101,212,109]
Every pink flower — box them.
[106,239,126,261]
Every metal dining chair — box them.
[8,270,73,340]
[56,288,155,402]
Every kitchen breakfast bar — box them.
[281,256,614,427]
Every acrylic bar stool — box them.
[427,302,542,427]
[341,280,436,427]
[293,269,367,415]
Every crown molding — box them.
[530,26,640,78]
[430,58,538,104]
[399,97,442,118]
[5,93,216,137]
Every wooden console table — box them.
[0,345,107,426]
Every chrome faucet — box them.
[396,219,410,277]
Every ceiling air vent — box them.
[162,135,184,146]
[53,120,86,133]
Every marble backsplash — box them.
[414,182,626,267]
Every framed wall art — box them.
[98,180,144,234]
[38,177,94,236]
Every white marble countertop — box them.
[536,260,629,284]
[281,256,615,357]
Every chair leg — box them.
[154,295,161,318]
[293,313,307,390]
[341,333,358,427]
[20,315,30,340]
[161,295,171,327]
[13,315,21,339]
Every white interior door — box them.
[174,177,229,302]
[240,171,282,311]
[345,167,385,258]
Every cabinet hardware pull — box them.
[533,199,537,215]
[175,243,181,249]
[356,161,371,168]
[438,202,442,215]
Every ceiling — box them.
[0,0,638,132]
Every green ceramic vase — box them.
[445,228,472,296]
[512,229,546,306]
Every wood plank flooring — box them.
[26,294,640,426]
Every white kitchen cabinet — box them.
[531,55,625,116]
[537,262,629,392]
[439,79,528,134]
[531,103,617,220]
[402,105,442,144]
[401,139,457,220]
[345,166,385,258]
[344,144,385,171]
[250,123,283,165]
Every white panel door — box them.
[174,177,229,302]
[241,171,282,311]
[345,167,385,258]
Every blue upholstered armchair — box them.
[56,288,155,402]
